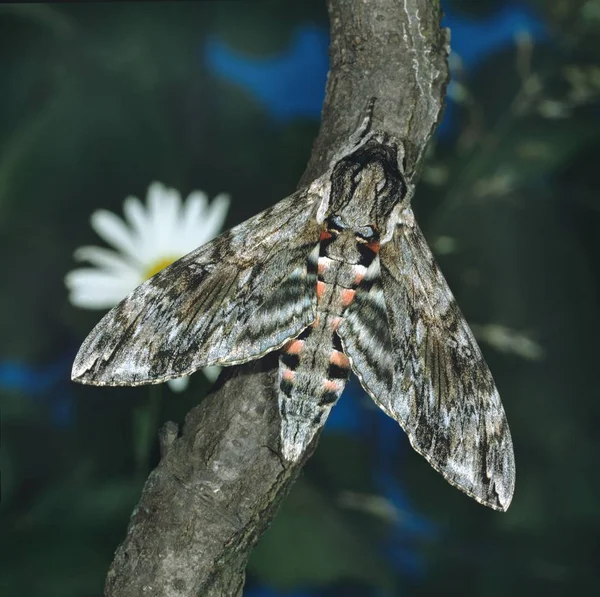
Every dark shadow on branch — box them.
[105,1,449,595]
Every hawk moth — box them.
[72,108,515,511]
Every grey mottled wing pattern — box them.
[72,189,321,386]
[337,259,396,400]
[340,218,515,511]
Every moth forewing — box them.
[71,188,322,386]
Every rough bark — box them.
[104,1,449,596]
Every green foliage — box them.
[250,475,394,591]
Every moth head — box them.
[324,131,410,243]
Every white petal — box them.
[167,377,189,392]
[74,246,139,275]
[123,195,153,261]
[179,191,208,247]
[123,196,148,240]
[182,191,208,224]
[65,267,136,291]
[145,182,182,261]
[203,366,221,384]
[157,187,181,252]
[68,290,128,310]
[65,268,140,309]
[145,182,168,256]
[194,193,231,247]
[147,182,169,218]
[178,191,208,251]
[91,210,143,265]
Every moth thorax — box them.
[322,230,362,264]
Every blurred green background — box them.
[1,1,599,596]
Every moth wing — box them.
[336,259,397,403]
[72,189,321,386]
[339,218,515,511]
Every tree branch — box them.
[104,1,448,596]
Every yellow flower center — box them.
[144,256,178,280]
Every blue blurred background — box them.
[1,1,599,595]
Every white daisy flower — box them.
[66,182,230,392]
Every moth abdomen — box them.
[327,362,348,380]
[277,225,379,461]
[280,352,300,370]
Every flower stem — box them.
[133,384,163,476]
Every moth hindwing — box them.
[73,121,515,511]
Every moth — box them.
[72,108,515,511]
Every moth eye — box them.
[356,225,377,241]
[327,214,346,232]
